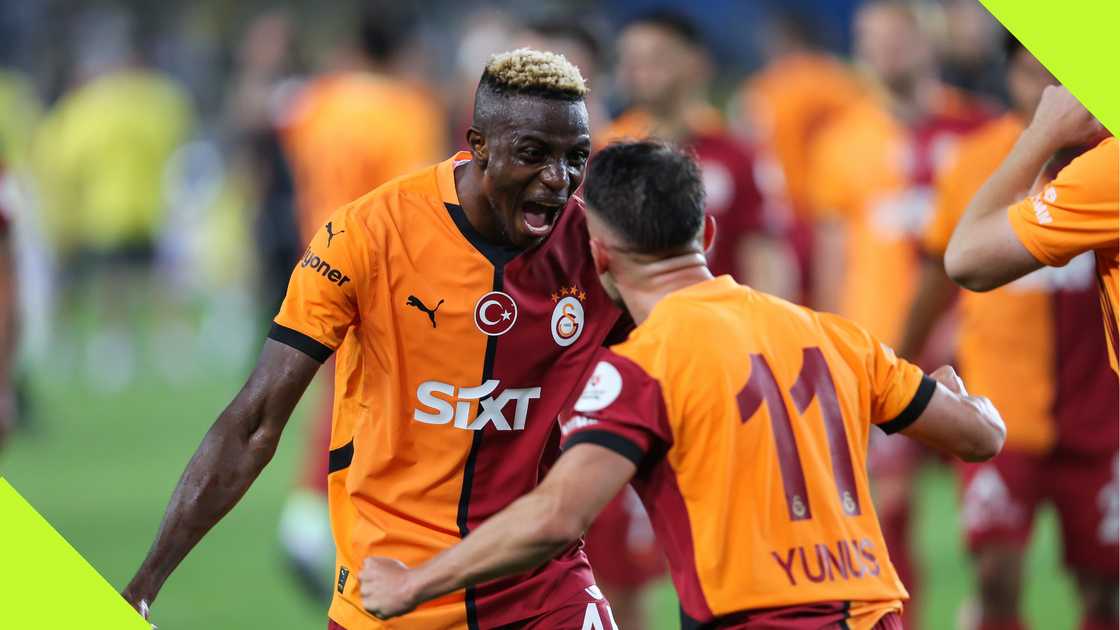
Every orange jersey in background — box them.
[1007,136,1120,371]
[925,116,1116,454]
[560,276,935,629]
[281,73,446,241]
[808,86,990,344]
[739,52,865,218]
[273,153,625,629]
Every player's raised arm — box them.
[944,86,1106,291]
[360,443,636,620]
[121,340,320,610]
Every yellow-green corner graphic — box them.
[0,477,149,629]
[981,0,1119,134]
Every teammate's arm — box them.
[360,444,636,620]
[896,366,1005,462]
[945,86,1105,291]
[121,340,320,610]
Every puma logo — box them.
[407,295,444,328]
[325,221,345,247]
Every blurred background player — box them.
[805,2,991,625]
[605,10,798,300]
[274,2,447,602]
[900,37,1119,630]
[31,11,194,392]
[733,7,863,301]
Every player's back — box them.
[568,276,930,628]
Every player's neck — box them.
[615,252,713,325]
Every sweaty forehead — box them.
[487,96,590,144]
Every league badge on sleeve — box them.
[574,360,622,413]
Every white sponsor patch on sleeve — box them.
[574,361,623,412]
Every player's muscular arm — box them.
[360,444,637,620]
[945,86,1104,291]
[899,366,1006,462]
[122,340,320,610]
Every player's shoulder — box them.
[331,158,448,230]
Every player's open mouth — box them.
[520,201,562,236]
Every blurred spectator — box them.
[274,0,448,604]
[32,10,194,391]
[604,10,799,300]
[805,3,991,626]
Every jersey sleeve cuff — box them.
[878,375,936,435]
[268,322,335,363]
[562,430,646,467]
[1006,202,1065,267]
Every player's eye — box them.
[519,147,544,162]
[568,151,589,168]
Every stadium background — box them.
[0,0,1084,628]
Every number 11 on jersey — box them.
[737,347,862,522]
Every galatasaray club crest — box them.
[550,286,586,347]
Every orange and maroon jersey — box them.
[272,152,625,629]
[600,108,786,283]
[738,52,864,219]
[808,86,991,345]
[925,117,1118,454]
[1006,136,1120,372]
[560,276,933,629]
[280,72,446,242]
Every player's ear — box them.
[702,215,717,253]
[466,127,489,169]
[589,237,611,276]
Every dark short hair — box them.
[1003,30,1026,60]
[584,141,706,253]
[625,9,704,49]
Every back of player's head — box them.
[584,141,706,254]
[473,48,588,130]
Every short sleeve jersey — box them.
[273,153,624,629]
[559,276,933,629]
[923,117,1117,453]
[806,86,990,344]
[1007,136,1120,371]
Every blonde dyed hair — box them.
[481,48,588,99]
